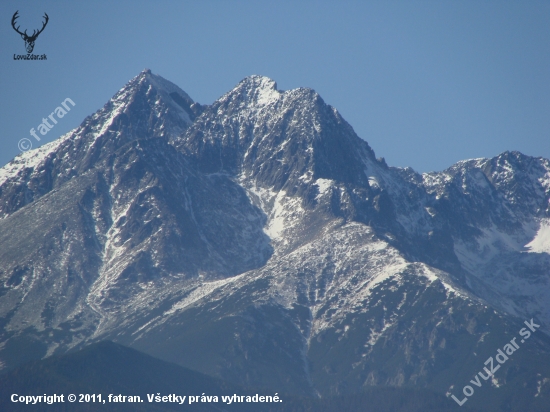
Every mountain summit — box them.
[1,70,549,411]
[0,69,199,219]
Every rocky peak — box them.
[178,75,378,194]
[0,70,199,219]
[218,75,281,109]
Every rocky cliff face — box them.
[1,70,549,410]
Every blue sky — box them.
[1,0,549,172]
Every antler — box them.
[29,13,49,40]
[11,11,27,37]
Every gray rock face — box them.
[1,70,550,409]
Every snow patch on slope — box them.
[454,224,526,273]
[164,274,246,316]
[525,219,550,254]
[265,191,305,243]
[315,178,333,199]
[0,133,70,187]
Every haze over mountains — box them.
[1,69,549,411]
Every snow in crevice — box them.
[366,319,394,346]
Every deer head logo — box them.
[11,11,49,54]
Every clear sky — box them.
[1,0,549,173]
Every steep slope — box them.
[0,69,200,219]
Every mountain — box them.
[1,69,550,411]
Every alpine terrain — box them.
[1,69,550,411]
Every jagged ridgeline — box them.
[0,69,549,412]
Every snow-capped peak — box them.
[0,70,200,219]
[218,75,281,108]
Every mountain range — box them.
[1,69,549,411]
